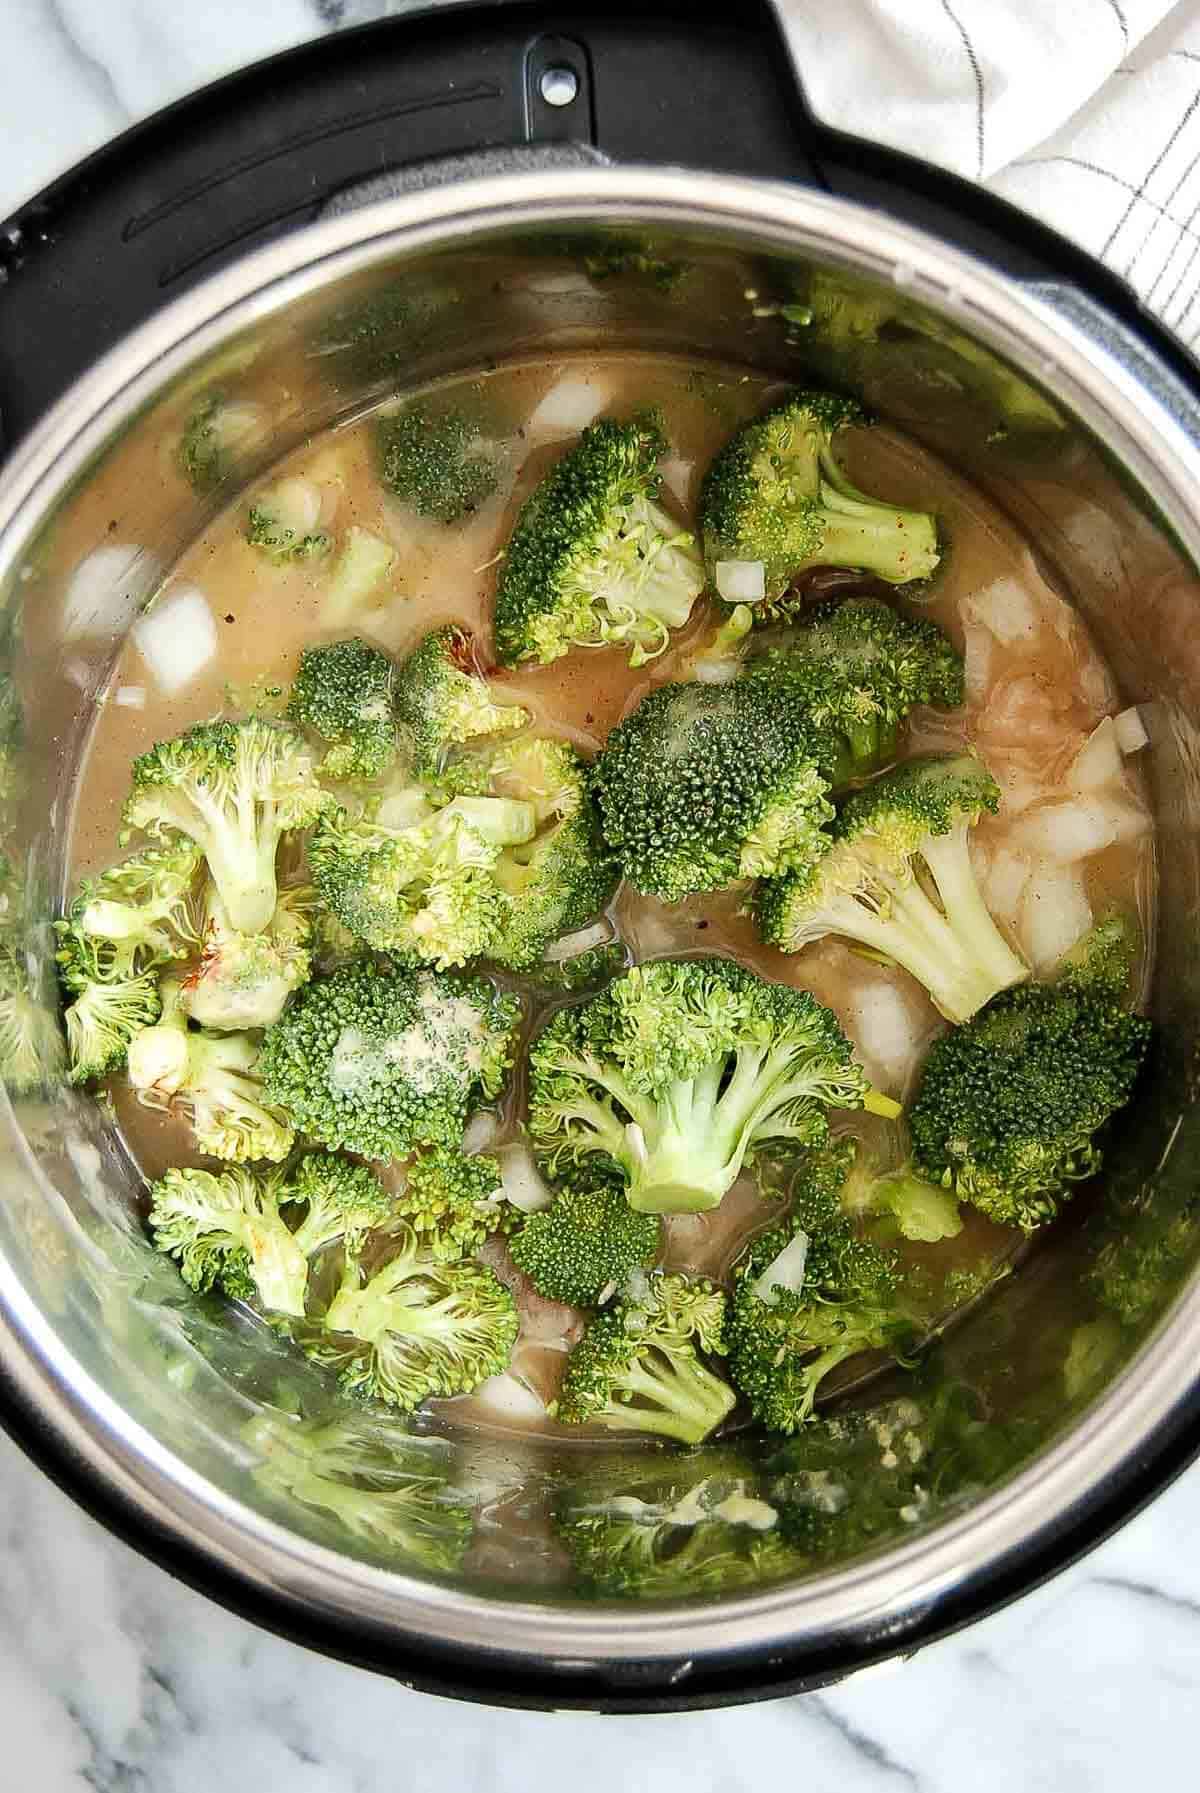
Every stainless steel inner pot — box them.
[2,168,1200,1708]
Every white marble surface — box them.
[4,0,1200,1785]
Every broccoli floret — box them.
[393,626,528,779]
[244,478,332,563]
[149,1162,306,1312]
[390,1144,510,1261]
[177,394,264,493]
[1092,1202,1196,1330]
[509,1166,661,1306]
[726,1149,915,1433]
[529,957,895,1214]
[377,402,501,523]
[306,1223,519,1410]
[590,679,834,900]
[63,967,162,1085]
[1055,912,1139,998]
[182,882,312,1031]
[700,392,941,619]
[56,842,203,982]
[150,1151,392,1316]
[743,598,964,783]
[244,1412,474,1573]
[122,719,332,935]
[258,960,519,1161]
[554,1272,735,1444]
[756,753,1029,1023]
[287,638,400,783]
[321,527,397,628]
[1,947,68,1091]
[286,1150,396,1244]
[493,414,705,667]
[480,736,616,970]
[554,1451,800,1598]
[909,980,1152,1231]
[309,791,534,969]
[128,979,295,1162]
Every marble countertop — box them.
[3,2,1200,1786]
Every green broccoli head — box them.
[1055,912,1140,999]
[56,842,203,985]
[590,678,834,900]
[909,981,1152,1231]
[554,1272,736,1444]
[149,1163,308,1314]
[283,1150,397,1259]
[508,1164,661,1307]
[308,1223,519,1410]
[390,1145,510,1261]
[493,414,705,668]
[287,638,400,783]
[756,752,1029,1024]
[529,956,893,1214]
[181,882,312,1031]
[554,1450,800,1599]
[308,792,533,969]
[128,983,296,1163]
[122,719,333,935]
[63,967,161,1085]
[244,1411,475,1573]
[700,391,941,617]
[245,478,332,564]
[258,960,520,1161]
[726,1159,914,1434]
[479,735,617,970]
[393,626,528,779]
[743,597,963,783]
[377,402,501,523]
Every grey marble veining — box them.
[3,1,1200,1786]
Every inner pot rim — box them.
[1,166,1198,1667]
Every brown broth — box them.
[66,351,1156,1438]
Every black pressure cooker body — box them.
[2,0,1199,1712]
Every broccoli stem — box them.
[816,490,939,586]
[601,1351,736,1446]
[919,824,1028,997]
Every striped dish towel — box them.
[776,0,1200,345]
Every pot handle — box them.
[0,0,822,453]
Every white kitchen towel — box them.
[776,0,1200,344]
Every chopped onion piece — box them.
[847,982,927,1094]
[1114,705,1149,754]
[962,577,1040,645]
[62,544,156,641]
[1068,719,1122,792]
[113,685,146,709]
[496,1143,555,1214]
[753,1229,809,1307]
[526,377,609,438]
[983,844,1031,921]
[374,788,434,830]
[714,560,765,603]
[544,918,614,963]
[712,1493,778,1532]
[1019,862,1092,973]
[961,623,993,703]
[133,584,216,695]
[470,1373,547,1419]
[1013,798,1120,863]
[462,1110,503,1155]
